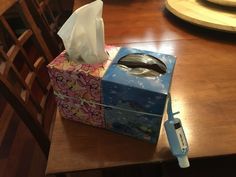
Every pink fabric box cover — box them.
[47,46,119,128]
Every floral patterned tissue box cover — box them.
[47,46,119,128]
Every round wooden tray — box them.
[165,0,236,33]
[207,0,236,7]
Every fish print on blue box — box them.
[102,47,176,144]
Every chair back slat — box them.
[0,0,56,157]
[0,75,50,156]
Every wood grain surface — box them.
[165,0,236,32]
[46,0,236,175]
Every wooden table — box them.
[46,0,236,175]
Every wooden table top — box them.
[46,0,236,175]
[165,0,236,32]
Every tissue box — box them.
[102,48,176,143]
[48,47,176,143]
[47,46,119,128]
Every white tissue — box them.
[57,0,107,64]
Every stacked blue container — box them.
[102,47,176,143]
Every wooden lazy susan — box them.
[207,0,236,7]
[165,0,236,33]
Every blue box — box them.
[102,47,176,143]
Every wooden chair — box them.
[24,0,74,57]
[0,94,15,148]
[0,0,56,161]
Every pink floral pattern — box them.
[55,97,104,127]
[47,46,117,128]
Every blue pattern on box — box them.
[102,47,176,143]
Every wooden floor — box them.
[1,0,236,176]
